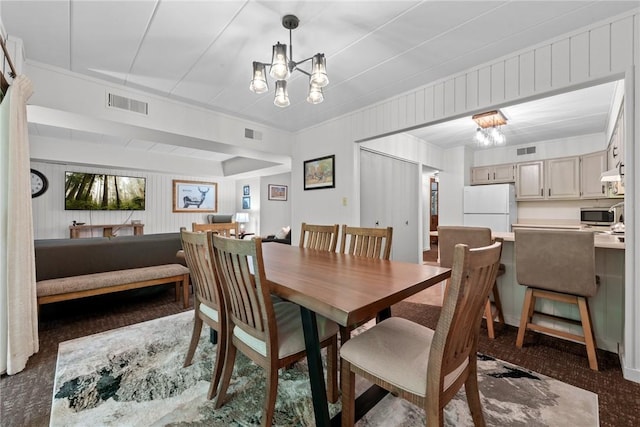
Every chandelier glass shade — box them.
[250,15,329,107]
[274,80,290,107]
[472,110,507,148]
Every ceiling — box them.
[1,1,637,162]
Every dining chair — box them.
[192,222,239,237]
[514,229,599,370]
[210,235,339,426]
[299,222,340,251]
[340,240,502,426]
[435,226,505,339]
[338,224,393,343]
[339,224,393,260]
[179,230,227,400]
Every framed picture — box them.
[304,155,335,190]
[243,185,250,196]
[268,184,288,201]
[242,196,251,209]
[172,180,218,213]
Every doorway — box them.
[429,176,438,245]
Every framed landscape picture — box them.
[268,184,288,201]
[304,155,335,190]
[173,180,218,213]
[242,196,251,209]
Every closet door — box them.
[360,149,420,263]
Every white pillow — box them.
[275,226,290,240]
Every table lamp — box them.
[235,212,250,232]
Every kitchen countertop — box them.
[429,229,625,250]
[493,231,624,249]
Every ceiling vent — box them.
[107,93,148,115]
[517,146,536,156]
[244,128,263,140]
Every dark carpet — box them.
[1,283,639,426]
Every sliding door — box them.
[360,149,420,263]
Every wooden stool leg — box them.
[484,281,504,339]
[578,297,599,371]
[492,282,505,324]
[484,299,496,339]
[516,288,535,348]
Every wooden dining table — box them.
[261,243,451,426]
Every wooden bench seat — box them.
[37,264,190,308]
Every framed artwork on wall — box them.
[242,196,251,209]
[303,155,335,190]
[243,185,250,196]
[268,184,288,201]
[172,180,218,213]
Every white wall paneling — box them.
[31,161,236,239]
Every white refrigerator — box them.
[463,184,516,232]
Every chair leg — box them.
[214,343,237,409]
[340,359,356,427]
[207,326,226,400]
[326,336,338,403]
[516,288,535,348]
[262,364,279,427]
[484,300,496,339]
[492,282,505,324]
[484,281,505,339]
[184,310,203,367]
[578,297,599,371]
[464,356,486,427]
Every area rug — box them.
[51,311,599,426]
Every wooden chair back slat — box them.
[299,223,339,252]
[339,225,393,260]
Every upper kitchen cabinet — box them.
[546,157,580,199]
[515,161,545,199]
[515,157,581,200]
[471,163,515,185]
[606,105,625,197]
[580,151,607,199]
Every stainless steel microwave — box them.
[580,207,614,226]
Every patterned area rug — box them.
[51,311,599,426]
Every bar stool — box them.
[514,229,599,370]
[437,226,505,339]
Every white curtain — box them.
[0,74,38,375]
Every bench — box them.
[34,233,190,311]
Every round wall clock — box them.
[31,169,49,198]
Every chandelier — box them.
[249,15,329,107]
[472,110,507,147]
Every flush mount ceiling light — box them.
[472,110,507,147]
[249,14,328,107]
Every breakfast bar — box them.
[430,229,625,353]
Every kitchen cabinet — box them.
[515,157,580,200]
[606,105,625,197]
[470,163,515,185]
[515,161,544,199]
[546,156,580,199]
[580,151,607,198]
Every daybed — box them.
[34,233,190,311]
